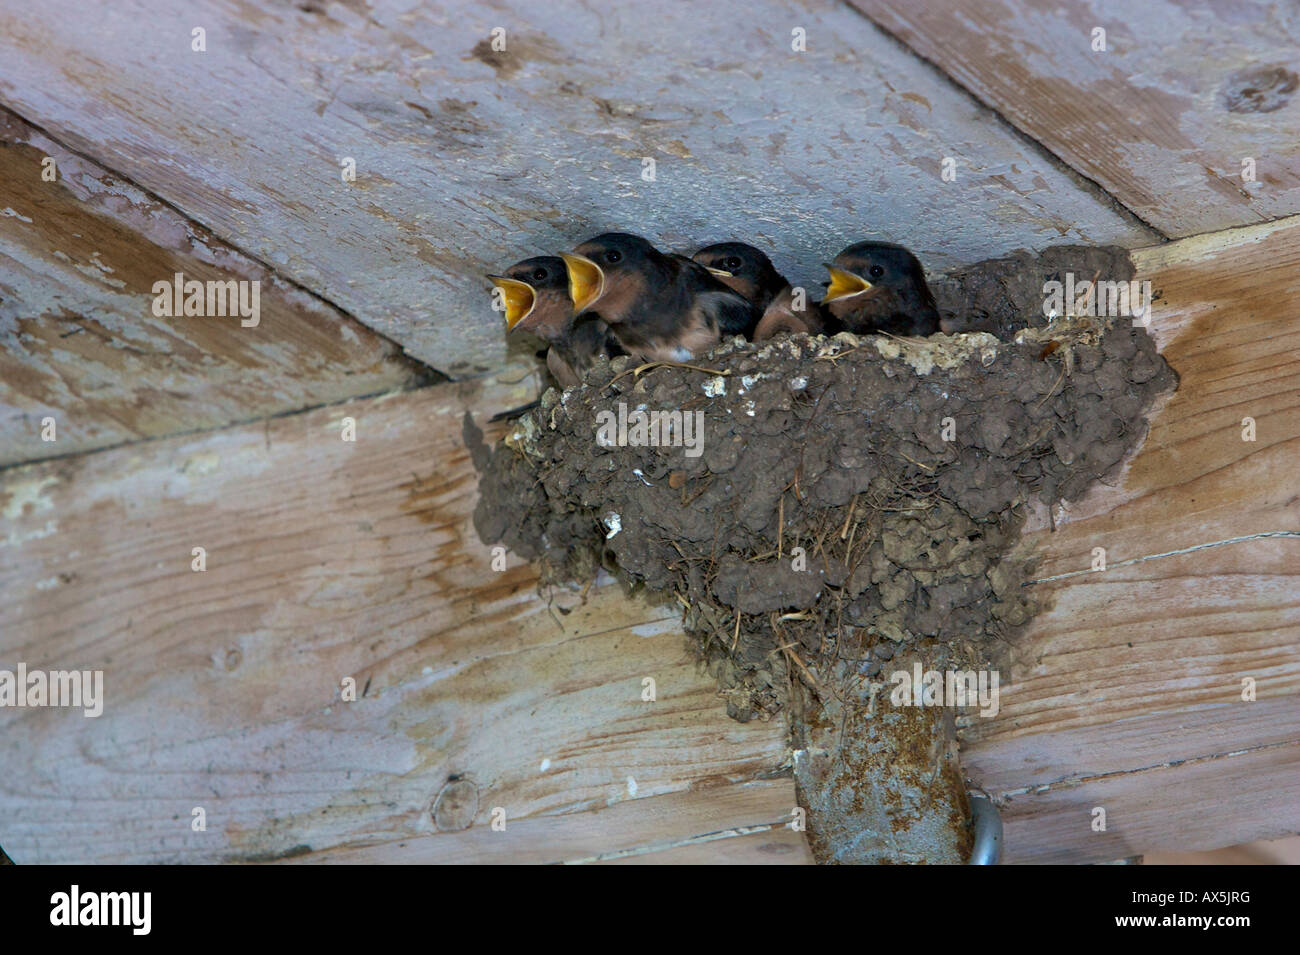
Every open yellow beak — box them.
[706,267,733,278]
[487,275,537,330]
[561,252,605,313]
[823,264,873,302]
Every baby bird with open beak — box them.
[822,241,941,337]
[693,241,832,341]
[487,255,623,390]
[562,232,758,363]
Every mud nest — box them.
[470,249,1176,724]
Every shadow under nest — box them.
[468,247,1177,725]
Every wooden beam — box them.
[0,0,1154,377]
[2,218,1296,864]
[965,700,1300,863]
[0,108,430,467]
[294,778,812,865]
[851,0,1300,236]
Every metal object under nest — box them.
[968,791,1003,865]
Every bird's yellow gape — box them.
[823,264,874,302]
[487,275,537,330]
[705,267,733,277]
[561,252,605,313]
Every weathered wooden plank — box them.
[0,0,1154,378]
[967,700,1300,863]
[0,364,789,864]
[292,778,811,865]
[851,0,1300,236]
[1146,835,1300,864]
[600,826,812,864]
[1001,737,1300,864]
[0,108,431,467]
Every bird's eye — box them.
[724,256,742,270]
[604,250,623,264]
[531,267,548,281]
[869,265,885,279]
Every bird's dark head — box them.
[691,242,786,307]
[563,232,665,319]
[822,241,938,334]
[487,255,571,339]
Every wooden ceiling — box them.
[1,0,1297,864]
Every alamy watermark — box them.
[151,271,260,327]
[886,662,1000,717]
[1043,272,1152,326]
[595,401,704,458]
[0,664,103,717]
[50,885,150,934]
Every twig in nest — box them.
[840,493,860,541]
[732,605,742,653]
[795,387,832,496]
[811,513,832,560]
[830,591,844,657]
[771,613,821,695]
[1070,269,1102,316]
[1033,364,1068,413]
[783,465,804,502]
[815,345,863,364]
[682,474,714,506]
[605,360,732,390]
[777,493,785,560]
[777,642,820,692]
[898,451,934,472]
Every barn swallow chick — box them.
[821,241,941,337]
[562,232,758,363]
[487,255,623,389]
[694,241,833,341]
[692,242,788,314]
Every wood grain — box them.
[0,108,430,467]
[851,0,1300,236]
[0,0,1154,377]
[294,778,812,865]
[966,700,1300,863]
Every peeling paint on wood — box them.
[853,0,1300,236]
[0,109,432,466]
